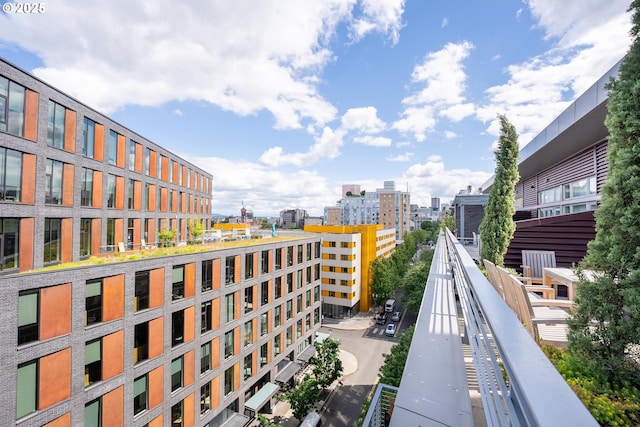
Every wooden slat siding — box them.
[505,211,596,275]
[522,176,538,207]
[595,141,608,192]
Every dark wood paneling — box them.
[505,211,596,273]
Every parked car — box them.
[376,312,388,324]
[391,311,401,322]
[385,323,396,336]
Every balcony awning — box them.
[297,345,316,363]
[315,331,331,343]
[274,361,302,384]
[220,412,251,427]
[244,382,280,413]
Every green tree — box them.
[420,220,439,242]
[370,257,397,306]
[479,114,520,266]
[379,325,415,386]
[310,337,343,390]
[441,209,455,232]
[257,414,282,427]
[280,375,321,420]
[187,218,204,243]
[568,2,640,385]
[401,250,434,314]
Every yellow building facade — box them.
[304,224,396,316]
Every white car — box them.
[391,311,401,322]
[385,323,396,336]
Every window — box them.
[201,382,212,415]
[127,179,136,209]
[144,147,150,175]
[564,176,597,199]
[314,264,320,281]
[85,279,102,326]
[275,248,282,270]
[314,285,320,303]
[108,130,118,165]
[0,147,22,202]
[244,286,254,313]
[286,326,292,346]
[297,294,303,314]
[261,250,269,274]
[172,310,184,347]
[134,375,148,415]
[260,313,268,337]
[80,218,92,257]
[244,353,253,380]
[202,259,213,292]
[201,341,212,374]
[128,140,136,171]
[306,266,312,284]
[83,117,96,158]
[43,218,61,264]
[296,319,303,339]
[225,293,236,323]
[168,159,174,182]
[314,307,320,324]
[135,271,150,311]
[172,265,185,301]
[157,154,163,178]
[134,322,149,363]
[171,356,183,392]
[260,343,268,368]
[17,360,37,419]
[297,245,303,263]
[297,270,303,289]
[286,299,293,320]
[0,76,26,136]
[85,398,101,427]
[287,246,294,266]
[1,218,19,270]
[244,321,252,347]
[274,306,281,327]
[171,400,183,427]
[224,330,234,359]
[315,242,321,258]
[306,290,311,308]
[201,300,212,333]
[85,338,102,386]
[286,273,293,293]
[274,334,281,357]
[81,168,94,207]
[261,281,269,306]
[305,313,311,331]
[245,252,254,279]
[47,100,66,148]
[306,243,312,261]
[45,158,63,205]
[224,367,234,396]
[18,291,38,344]
[274,277,282,300]
[225,256,237,285]
[106,218,115,252]
[107,174,116,208]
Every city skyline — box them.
[0,0,632,216]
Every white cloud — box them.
[340,106,386,133]
[0,0,404,130]
[393,41,474,141]
[259,126,346,167]
[350,0,405,44]
[443,130,457,139]
[440,103,475,122]
[186,155,336,216]
[402,155,492,205]
[386,152,413,162]
[353,135,392,147]
[173,109,183,116]
[477,0,631,146]
[441,17,448,29]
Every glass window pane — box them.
[17,362,36,419]
[85,339,101,365]
[8,81,25,137]
[18,293,37,326]
[86,281,102,297]
[172,266,184,283]
[85,399,101,427]
[134,375,147,396]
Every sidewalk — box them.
[253,315,368,427]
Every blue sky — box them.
[0,0,632,216]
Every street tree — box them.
[280,375,320,421]
[310,337,343,390]
[401,261,431,314]
[568,1,640,384]
[370,257,397,306]
[479,114,520,266]
[379,325,415,386]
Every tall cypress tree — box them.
[479,114,520,266]
[568,1,640,383]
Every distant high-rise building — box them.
[324,207,341,225]
[342,184,361,198]
[324,181,410,243]
[431,197,440,211]
[279,208,306,228]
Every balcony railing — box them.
[364,229,598,427]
